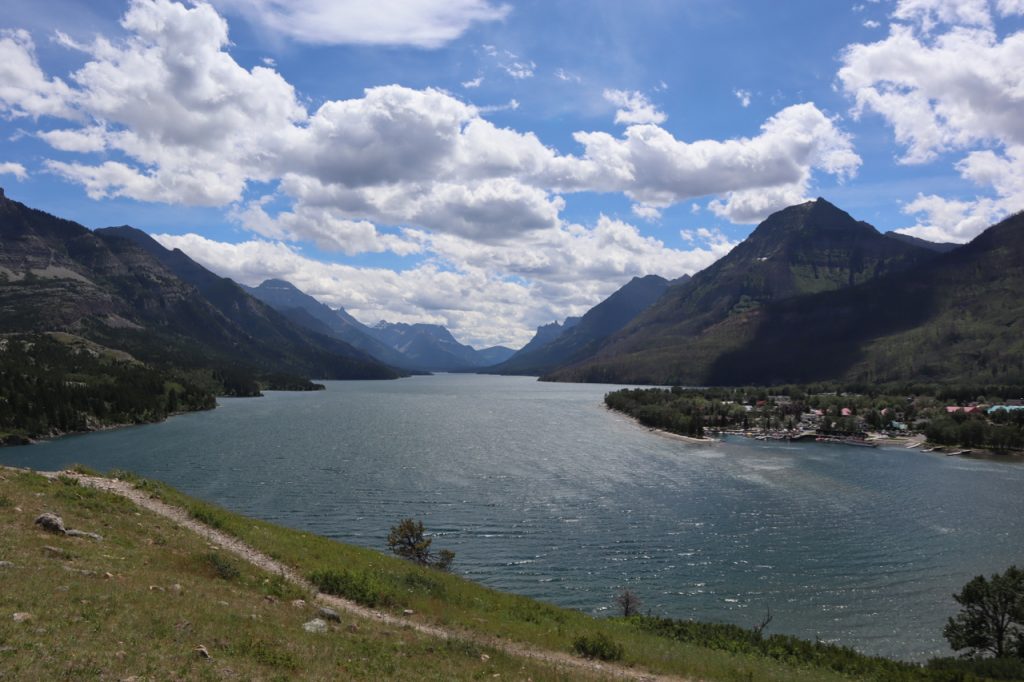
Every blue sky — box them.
[1,0,1022,347]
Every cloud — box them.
[0,162,28,180]
[553,68,581,83]
[461,76,483,89]
[840,6,1024,240]
[602,89,667,125]
[631,203,661,221]
[28,0,307,205]
[997,0,1024,15]
[708,182,810,224]
[230,196,424,255]
[500,58,534,79]
[0,29,74,119]
[896,193,1004,242]
[37,126,107,153]
[863,19,881,28]
[839,24,1024,164]
[153,217,734,347]
[11,0,861,241]
[570,102,860,213]
[477,98,519,113]
[211,0,510,48]
[891,0,993,32]
[898,144,1024,241]
[733,89,752,108]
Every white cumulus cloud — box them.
[0,162,28,180]
[840,4,1024,241]
[211,0,510,48]
[602,89,667,126]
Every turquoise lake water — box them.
[4,373,1023,661]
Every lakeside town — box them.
[605,386,1024,456]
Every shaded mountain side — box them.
[545,199,938,383]
[552,210,1023,386]
[92,227,399,379]
[707,210,1024,385]
[489,275,671,375]
[884,232,959,254]
[241,278,415,369]
[0,192,401,383]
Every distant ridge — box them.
[488,274,671,375]
[0,192,401,383]
[884,231,959,254]
[368,321,514,371]
[242,278,416,369]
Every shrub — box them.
[572,632,624,661]
[309,568,395,608]
[188,503,227,530]
[203,552,240,580]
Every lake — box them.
[3,373,1022,661]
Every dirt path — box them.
[47,470,685,682]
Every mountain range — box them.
[2,187,1020,392]
[242,278,514,372]
[545,199,1023,386]
[489,274,678,376]
[0,188,401,390]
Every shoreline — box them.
[0,404,217,448]
[607,404,1024,462]
[606,404,717,444]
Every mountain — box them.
[705,210,1024,385]
[244,279,515,371]
[241,279,415,369]
[475,345,516,365]
[0,190,401,385]
[507,316,582,362]
[547,198,941,384]
[884,231,959,253]
[367,322,487,371]
[489,274,671,375]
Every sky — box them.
[1,0,1022,348]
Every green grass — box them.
[105,473,890,682]
[9,467,1019,681]
[0,468,592,681]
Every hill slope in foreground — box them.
[1,466,1014,681]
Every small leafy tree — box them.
[944,566,1024,659]
[387,518,455,571]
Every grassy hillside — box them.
[0,468,594,680]
[3,466,1018,681]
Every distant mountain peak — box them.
[255,278,301,291]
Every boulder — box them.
[317,606,341,622]
[65,529,103,541]
[34,512,65,534]
[302,618,327,633]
